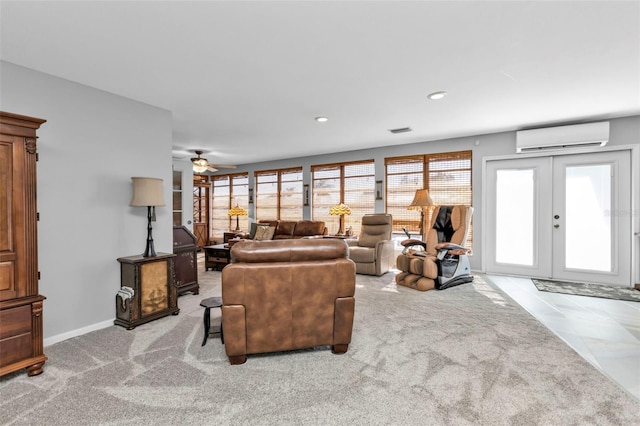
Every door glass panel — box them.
[496,169,535,265]
[565,164,611,271]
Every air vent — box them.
[389,127,412,134]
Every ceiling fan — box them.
[190,150,237,173]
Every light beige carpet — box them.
[1,267,638,425]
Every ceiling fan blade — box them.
[209,164,237,169]
[206,165,218,172]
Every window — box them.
[385,150,472,246]
[311,160,375,235]
[211,173,249,239]
[255,167,303,220]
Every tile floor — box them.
[486,275,640,402]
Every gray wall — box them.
[1,61,173,344]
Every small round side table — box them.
[199,296,224,346]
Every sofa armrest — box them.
[346,239,359,247]
[222,304,247,364]
[334,297,355,346]
[375,240,395,275]
[375,239,394,255]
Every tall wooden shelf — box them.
[0,112,47,377]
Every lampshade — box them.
[228,205,248,217]
[329,203,351,216]
[407,189,434,210]
[130,177,165,207]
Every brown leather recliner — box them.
[221,238,356,365]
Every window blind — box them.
[385,151,472,247]
[211,173,249,238]
[311,160,375,235]
[255,167,303,220]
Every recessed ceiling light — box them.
[315,116,328,123]
[427,91,447,100]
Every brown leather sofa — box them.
[221,238,356,365]
[254,219,327,239]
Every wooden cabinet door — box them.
[193,222,207,248]
[0,139,17,301]
[0,135,37,301]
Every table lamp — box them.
[329,203,351,236]
[228,204,248,232]
[130,177,165,257]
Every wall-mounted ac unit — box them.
[516,121,609,153]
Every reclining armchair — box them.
[346,213,394,276]
[221,238,356,365]
[396,205,473,291]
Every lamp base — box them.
[143,206,157,257]
[336,215,345,236]
[143,240,157,258]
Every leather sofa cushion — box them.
[358,214,392,248]
[293,220,326,238]
[254,219,326,240]
[274,220,296,239]
[358,226,389,248]
[348,246,376,263]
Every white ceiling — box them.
[1,1,639,166]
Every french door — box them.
[485,150,632,286]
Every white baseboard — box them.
[44,318,115,347]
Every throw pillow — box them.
[254,226,275,241]
[249,223,269,239]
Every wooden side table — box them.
[115,253,179,330]
[224,232,241,243]
[203,244,231,271]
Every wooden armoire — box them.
[0,112,47,377]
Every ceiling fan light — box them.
[193,164,208,173]
[193,158,208,167]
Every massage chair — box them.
[395,205,474,291]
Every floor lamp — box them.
[130,177,165,257]
[407,189,434,241]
